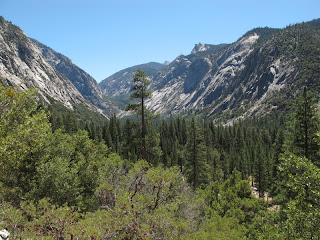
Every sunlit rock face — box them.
[0,17,88,109]
[31,39,120,116]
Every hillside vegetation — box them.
[1,82,320,239]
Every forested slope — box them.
[1,83,319,239]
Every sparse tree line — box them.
[0,69,320,239]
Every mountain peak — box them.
[191,43,209,54]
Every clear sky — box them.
[1,0,319,82]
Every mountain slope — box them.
[99,62,167,97]
[31,38,120,116]
[143,22,320,120]
[146,32,264,115]
[202,22,320,118]
[0,17,91,110]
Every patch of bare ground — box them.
[249,176,280,211]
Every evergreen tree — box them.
[50,112,63,132]
[102,121,113,148]
[231,127,248,177]
[272,129,285,181]
[220,150,229,180]
[279,153,320,238]
[253,136,268,198]
[122,118,139,162]
[293,86,319,163]
[63,112,78,134]
[146,127,162,166]
[184,116,209,189]
[159,120,178,167]
[125,69,151,160]
[109,113,120,153]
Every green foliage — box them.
[126,68,153,160]
[203,171,266,222]
[0,86,51,203]
[0,86,118,211]
[72,161,201,239]
[183,215,247,240]
[121,118,140,162]
[31,130,112,211]
[0,198,80,239]
[96,161,200,239]
[196,170,279,239]
[247,210,283,240]
[2,83,320,238]
[292,86,319,162]
[184,116,209,189]
[47,99,107,134]
[279,153,320,239]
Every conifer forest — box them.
[1,69,320,239]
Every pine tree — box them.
[102,122,113,148]
[63,112,78,134]
[231,127,248,177]
[293,86,319,163]
[253,136,268,198]
[146,128,162,166]
[272,129,285,180]
[184,116,209,189]
[125,69,151,160]
[109,113,120,153]
[122,118,139,162]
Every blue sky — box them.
[1,0,319,82]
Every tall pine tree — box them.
[125,69,151,160]
[293,86,319,163]
[184,116,209,189]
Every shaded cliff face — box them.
[0,17,88,110]
[31,39,103,100]
[31,39,121,116]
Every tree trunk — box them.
[141,92,146,160]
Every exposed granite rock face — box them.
[145,22,320,120]
[0,17,92,110]
[31,39,120,116]
[2,15,319,121]
[145,33,261,115]
[32,39,103,99]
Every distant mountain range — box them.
[101,19,320,121]
[1,15,320,121]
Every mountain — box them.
[146,27,281,116]
[100,20,320,120]
[30,38,120,116]
[191,43,229,55]
[99,62,167,97]
[0,16,119,117]
[2,15,319,121]
[0,17,88,110]
[143,22,320,120]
